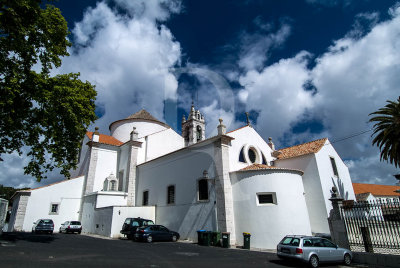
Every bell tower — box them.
[181,104,205,146]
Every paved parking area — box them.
[1,232,371,268]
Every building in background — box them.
[8,106,356,249]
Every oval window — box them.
[248,148,257,163]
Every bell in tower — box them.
[181,103,205,146]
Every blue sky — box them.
[1,0,399,188]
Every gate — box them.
[341,199,400,254]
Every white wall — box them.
[231,169,312,249]
[144,128,184,162]
[276,154,329,234]
[93,148,118,192]
[21,176,84,232]
[110,120,167,142]
[137,141,217,241]
[81,193,155,238]
[315,141,356,217]
[95,192,128,208]
[227,126,275,172]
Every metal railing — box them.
[341,199,400,254]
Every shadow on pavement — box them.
[1,232,58,243]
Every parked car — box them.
[120,217,154,239]
[32,219,54,234]
[59,221,82,234]
[277,235,352,268]
[135,225,180,243]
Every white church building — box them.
[8,107,356,249]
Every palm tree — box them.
[369,96,400,168]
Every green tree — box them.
[0,0,97,181]
[369,96,400,168]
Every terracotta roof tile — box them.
[127,109,161,121]
[238,164,304,174]
[109,109,170,130]
[353,183,400,197]
[277,138,327,160]
[86,132,123,146]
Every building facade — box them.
[8,107,356,249]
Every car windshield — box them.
[70,221,81,225]
[280,237,300,246]
[42,220,53,224]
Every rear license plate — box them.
[281,248,290,253]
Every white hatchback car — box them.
[59,221,82,234]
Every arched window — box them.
[239,147,246,163]
[110,181,116,191]
[196,126,202,141]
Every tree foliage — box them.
[369,96,400,168]
[0,0,97,181]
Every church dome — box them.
[109,109,170,142]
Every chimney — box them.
[92,127,100,142]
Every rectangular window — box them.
[167,185,175,204]
[257,193,277,205]
[49,203,59,215]
[142,190,149,206]
[118,170,124,191]
[330,157,339,177]
[198,179,209,201]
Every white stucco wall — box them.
[315,141,356,216]
[110,120,168,142]
[137,141,218,241]
[231,170,312,249]
[81,194,155,238]
[20,176,84,232]
[275,154,329,234]
[94,192,128,208]
[142,128,184,162]
[92,148,118,192]
[227,126,275,172]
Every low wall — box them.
[353,252,400,268]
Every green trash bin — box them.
[197,230,206,245]
[222,232,230,248]
[203,231,212,246]
[243,232,251,249]
[211,231,221,247]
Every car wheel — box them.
[309,255,319,268]
[50,231,53,234]
[127,234,132,240]
[344,253,352,266]
[146,235,153,243]
[172,235,178,242]
[78,231,81,234]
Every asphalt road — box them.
[0,232,367,268]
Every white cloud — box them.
[60,0,181,132]
[0,0,182,188]
[236,4,400,184]
[238,51,314,141]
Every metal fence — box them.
[341,199,400,254]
